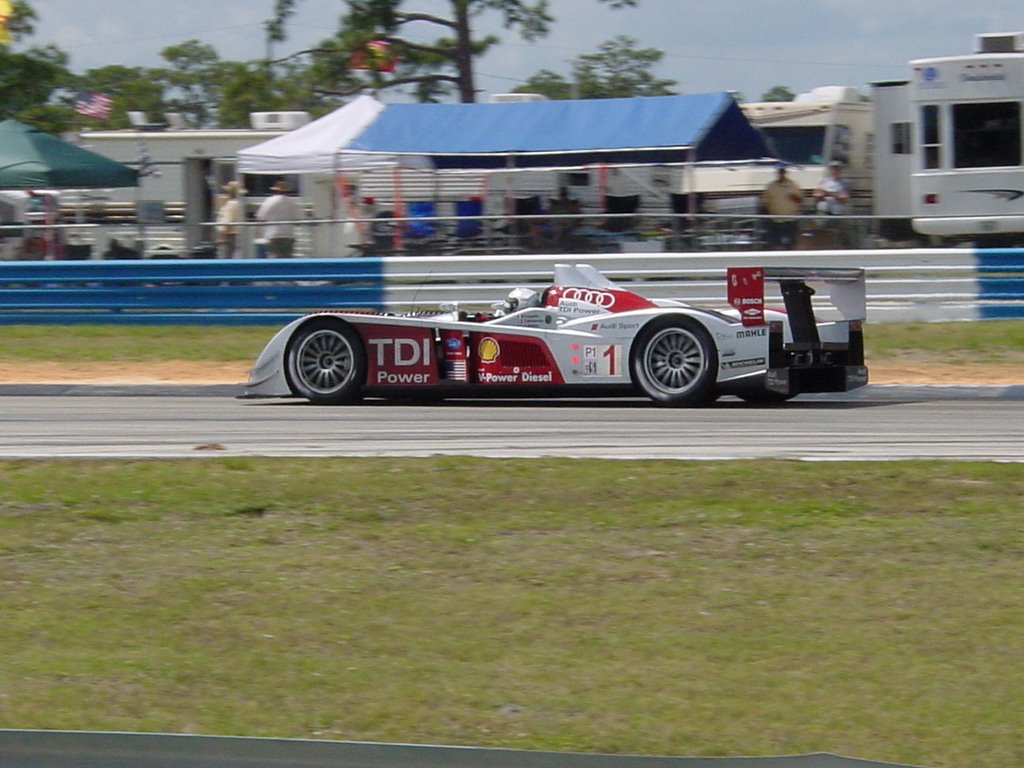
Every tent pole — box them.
[504,154,515,247]
[331,154,339,257]
[687,148,697,219]
[392,165,404,252]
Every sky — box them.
[24,0,1024,103]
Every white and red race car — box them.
[243,263,868,406]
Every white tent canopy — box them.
[235,95,388,175]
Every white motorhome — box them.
[873,32,1024,242]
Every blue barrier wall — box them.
[0,258,387,325]
[976,249,1024,319]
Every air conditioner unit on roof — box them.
[794,86,861,104]
[976,32,1024,54]
[250,111,312,131]
[488,93,548,103]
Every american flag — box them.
[73,92,113,121]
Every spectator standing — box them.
[102,238,137,260]
[255,180,301,258]
[549,186,581,250]
[761,165,803,249]
[813,161,850,215]
[215,181,245,258]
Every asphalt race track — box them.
[1,384,1023,461]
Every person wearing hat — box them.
[761,164,803,249]
[215,180,246,258]
[255,180,302,258]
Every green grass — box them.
[2,458,1022,768]
[0,320,1023,367]
[866,319,1024,366]
[0,325,272,364]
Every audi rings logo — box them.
[560,288,616,308]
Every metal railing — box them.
[0,213,957,262]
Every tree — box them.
[2,0,37,41]
[274,0,640,103]
[218,59,335,127]
[0,2,72,132]
[0,44,68,123]
[516,36,674,100]
[514,68,572,100]
[572,35,675,99]
[761,85,795,102]
[156,40,228,127]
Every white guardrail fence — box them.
[0,731,933,768]
[375,248,1024,324]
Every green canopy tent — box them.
[0,119,138,258]
[0,119,138,189]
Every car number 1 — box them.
[581,344,621,377]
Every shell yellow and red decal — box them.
[477,336,500,364]
[472,333,564,385]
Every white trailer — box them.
[72,112,310,254]
[873,32,1024,243]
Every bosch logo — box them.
[560,288,616,308]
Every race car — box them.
[243,263,867,406]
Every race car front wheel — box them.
[631,317,717,406]
[285,318,366,404]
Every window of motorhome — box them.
[952,101,1021,168]
[829,125,852,165]
[890,122,912,155]
[921,105,941,169]
[760,126,827,165]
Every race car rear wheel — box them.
[631,317,717,406]
[285,318,366,404]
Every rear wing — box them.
[727,266,866,326]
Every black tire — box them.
[631,317,718,406]
[284,318,366,404]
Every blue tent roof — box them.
[342,93,772,170]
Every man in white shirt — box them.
[255,180,301,258]
[813,161,850,216]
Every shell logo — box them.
[477,337,500,363]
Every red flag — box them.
[349,40,398,73]
[74,92,113,121]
